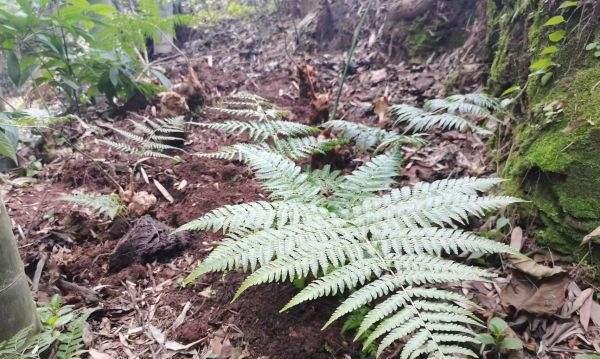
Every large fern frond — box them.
[180,156,518,357]
[176,200,335,234]
[390,104,490,135]
[62,193,124,220]
[193,120,318,141]
[323,120,403,151]
[445,93,501,111]
[197,137,346,162]
[209,91,288,121]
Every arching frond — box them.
[176,201,335,234]
[322,120,400,151]
[335,152,402,204]
[348,177,505,217]
[193,120,318,141]
[424,99,492,119]
[209,91,288,121]
[446,93,501,111]
[101,116,185,158]
[270,136,347,160]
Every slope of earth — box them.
[2,7,599,359]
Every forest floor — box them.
[3,11,600,359]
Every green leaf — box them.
[585,42,598,51]
[558,1,578,9]
[488,317,509,335]
[476,334,496,346]
[0,129,18,163]
[150,68,171,89]
[543,16,565,26]
[595,51,600,58]
[541,72,554,86]
[499,337,523,351]
[540,46,559,55]
[529,57,553,71]
[501,85,521,97]
[7,51,20,86]
[548,30,566,42]
[109,67,119,87]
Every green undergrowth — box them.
[503,64,600,253]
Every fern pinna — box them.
[179,146,521,358]
[390,93,500,135]
[101,116,185,159]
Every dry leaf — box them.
[89,349,112,359]
[370,68,388,84]
[148,324,166,345]
[507,254,564,279]
[580,293,593,331]
[127,191,157,217]
[510,226,523,251]
[372,96,389,124]
[501,274,569,315]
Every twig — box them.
[32,253,48,294]
[0,95,17,111]
[329,1,373,121]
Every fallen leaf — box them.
[507,254,564,279]
[510,226,523,251]
[372,96,389,124]
[501,274,569,315]
[582,226,600,246]
[148,324,166,345]
[127,191,157,217]
[370,68,388,84]
[580,293,593,331]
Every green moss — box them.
[503,64,600,253]
[525,131,573,171]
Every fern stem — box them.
[329,1,373,122]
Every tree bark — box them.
[0,194,40,342]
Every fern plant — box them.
[0,296,90,359]
[179,146,520,358]
[195,91,345,160]
[101,116,185,159]
[390,93,501,135]
[62,193,125,220]
[197,92,421,160]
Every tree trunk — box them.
[0,194,39,341]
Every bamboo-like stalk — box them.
[0,194,40,342]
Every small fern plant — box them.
[101,116,185,159]
[62,192,125,220]
[0,296,90,359]
[195,91,345,160]
[178,146,521,358]
[390,93,501,135]
[197,92,421,160]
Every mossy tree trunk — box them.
[487,1,600,255]
[0,194,40,341]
